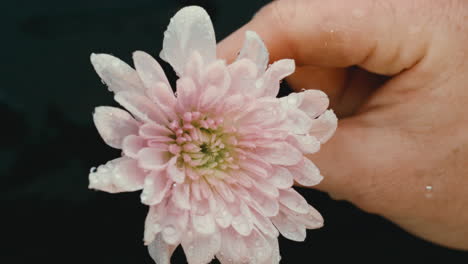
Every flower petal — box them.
[138,148,172,171]
[114,91,168,125]
[141,170,172,205]
[255,142,302,166]
[270,166,294,189]
[90,53,145,94]
[287,157,323,187]
[122,135,147,158]
[93,106,139,149]
[286,134,321,154]
[278,188,309,214]
[191,198,216,235]
[171,183,191,210]
[144,203,166,244]
[139,123,172,139]
[297,90,329,118]
[271,211,307,242]
[148,233,178,264]
[166,156,185,183]
[132,51,176,118]
[160,6,216,76]
[227,58,257,96]
[257,59,295,97]
[217,228,249,263]
[309,109,338,143]
[89,157,145,193]
[238,30,269,75]
[181,230,221,264]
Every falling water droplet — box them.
[425,185,433,198]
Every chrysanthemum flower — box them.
[89,6,337,264]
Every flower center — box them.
[168,111,238,174]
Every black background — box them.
[2,0,467,263]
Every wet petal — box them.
[181,230,221,264]
[255,142,302,166]
[138,148,171,170]
[90,53,145,94]
[278,188,309,214]
[160,6,216,76]
[89,157,145,193]
[298,90,329,118]
[271,211,306,242]
[287,157,323,187]
[309,109,338,143]
[257,59,295,97]
[114,91,168,125]
[93,106,139,149]
[238,30,269,75]
[141,170,172,205]
[148,233,178,264]
[122,135,147,158]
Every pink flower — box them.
[89,6,337,264]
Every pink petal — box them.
[171,183,190,210]
[271,211,307,242]
[253,178,279,198]
[309,109,338,143]
[287,157,323,187]
[93,106,139,149]
[114,91,168,125]
[138,148,171,170]
[160,6,216,76]
[122,135,146,158]
[144,203,165,244]
[237,30,269,75]
[176,77,198,113]
[270,166,294,189]
[230,202,253,236]
[286,134,321,154]
[249,208,279,238]
[191,199,216,235]
[181,230,221,264]
[278,188,309,214]
[245,230,274,263]
[249,190,279,217]
[297,90,330,118]
[257,59,295,97]
[282,107,313,134]
[213,194,232,228]
[148,233,177,264]
[89,157,145,193]
[227,58,257,95]
[140,170,172,205]
[90,53,145,94]
[132,51,176,119]
[166,156,185,183]
[139,123,173,139]
[255,142,302,166]
[281,204,323,229]
[199,61,231,109]
[161,208,188,245]
[217,228,249,263]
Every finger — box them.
[217,0,431,75]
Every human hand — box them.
[218,0,468,250]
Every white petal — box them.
[286,134,321,154]
[148,233,177,264]
[144,204,166,244]
[114,91,168,125]
[160,6,216,76]
[217,228,249,263]
[238,30,269,75]
[93,106,139,149]
[309,109,338,143]
[90,53,145,94]
[89,157,145,193]
[191,199,216,235]
[245,230,274,263]
[287,157,323,187]
[255,142,302,166]
[171,183,190,210]
[122,135,147,158]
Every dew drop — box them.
[90,167,97,173]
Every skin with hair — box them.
[218,0,468,250]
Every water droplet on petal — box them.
[90,167,97,173]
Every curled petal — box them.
[309,109,338,143]
[89,157,145,193]
[297,90,329,118]
[139,123,173,138]
[238,30,269,75]
[256,59,295,98]
[286,134,321,154]
[138,148,171,171]
[160,6,216,76]
[90,53,145,94]
[227,58,257,95]
[93,106,139,149]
